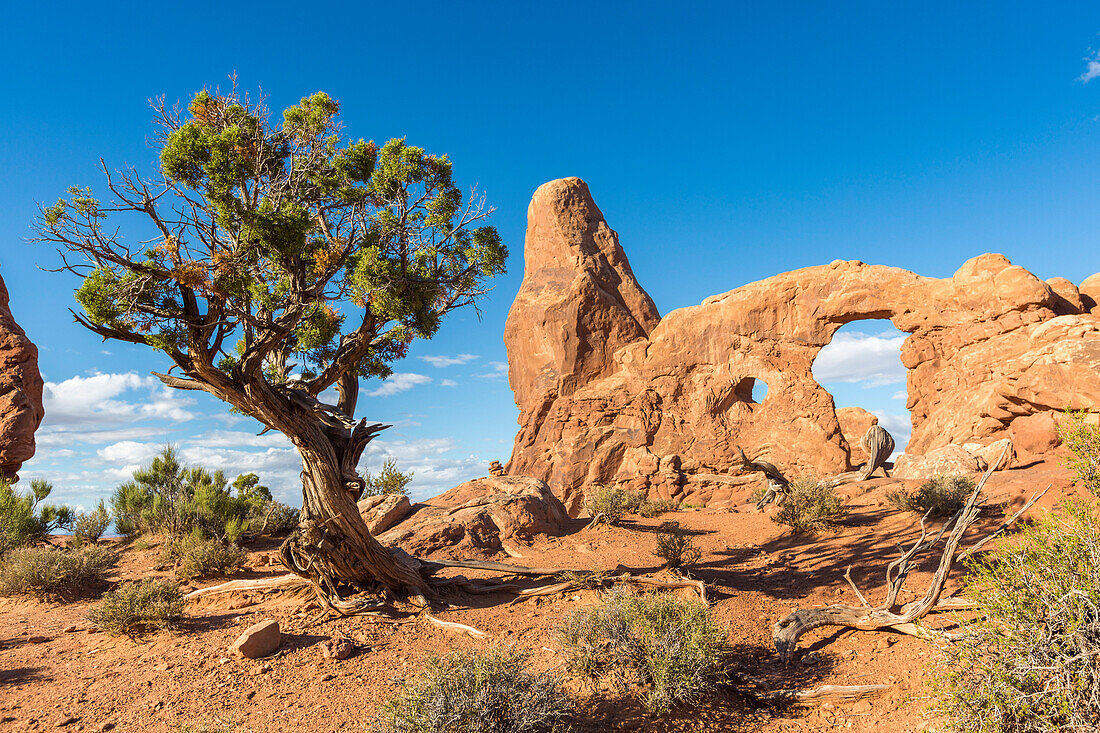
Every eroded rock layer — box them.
[0,270,44,482]
[504,177,1100,512]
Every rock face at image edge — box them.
[0,269,44,483]
[504,177,1100,512]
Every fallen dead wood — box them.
[183,573,310,600]
[771,444,1043,662]
[729,672,891,705]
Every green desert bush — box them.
[637,498,679,518]
[554,588,727,712]
[771,478,847,533]
[72,501,111,546]
[109,446,290,540]
[936,503,1100,733]
[583,485,674,524]
[652,524,701,571]
[376,647,572,733]
[1058,409,1100,497]
[886,474,975,518]
[363,458,414,497]
[159,530,247,580]
[0,545,114,599]
[0,479,75,554]
[88,578,185,636]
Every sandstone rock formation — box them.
[836,408,879,463]
[230,619,280,659]
[504,177,1100,511]
[0,270,44,482]
[378,475,570,557]
[357,493,413,534]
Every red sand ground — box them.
[0,457,1086,732]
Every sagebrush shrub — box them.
[377,647,572,733]
[937,502,1100,732]
[652,525,701,570]
[72,501,111,546]
[159,531,246,579]
[0,545,114,599]
[1058,409,1100,496]
[637,498,679,518]
[886,474,975,518]
[88,578,185,636]
[555,588,727,712]
[772,478,847,533]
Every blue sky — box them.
[1,2,1099,509]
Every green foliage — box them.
[39,86,507,399]
[377,647,572,733]
[363,458,413,497]
[0,479,75,554]
[637,498,679,518]
[583,485,641,525]
[554,588,727,712]
[886,474,975,518]
[1058,409,1100,497]
[0,545,114,600]
[159,530,247,580]
[88,579,185,636]
[109,446,287,540]
[771,478,847,533]
[936,503,1100,732]
[652,524,701,570]
[72,501,111,546]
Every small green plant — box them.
[0,479,75,554]
[582,485,647,525]
[0,545,114,599]
[555,588,727,712]
[377,647,572,733]
[248,500,299,536]
[886,474,975,518]
[363,458,414,497]
[637,498,679,518]
[88,578,185,636]
[159,530,246,580]
[652,524,701,571]
[936,502,1100,732]
[772,478,847,533]
[72,501,111,546]
[1058,409,1100,496]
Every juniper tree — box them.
[35,88,506,605]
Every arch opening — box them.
[812,319,911,457]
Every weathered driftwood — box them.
[771,445,1045,662]
[738,446,791,509]
[858,425,894,480]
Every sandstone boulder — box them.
[319,637,354,660]
[504,178,1100,510]
[357,493,413,534]
[379,475,570,557]
[0,270,44,482]
[892,445,982,480]
[1010,411,1060,455]
[1079,272,1100,312]
[230,619,280,659]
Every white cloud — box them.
[365,373,432,397]
[97,441,163,466]
[891,390,907,401]
[42,372,195,425]
[813,332,907,386]
[873,412,912,455]
[1081,50,1100,82]
[475,361,509,379]
[418,354,478,368]
[440,379,458,387]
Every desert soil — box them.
[0,457,1085,733]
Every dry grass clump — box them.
[376,647,572,733]
[159,531,247,580]
[937,502,1100,732]
[0,545,114,600]
[652,524,701,571]
[554,588,727,712]
[88,578,185,636]
[771,478,847,533]
[886,474,975,518]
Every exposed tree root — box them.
[771,445,1046,662]
[423,613,487,638]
